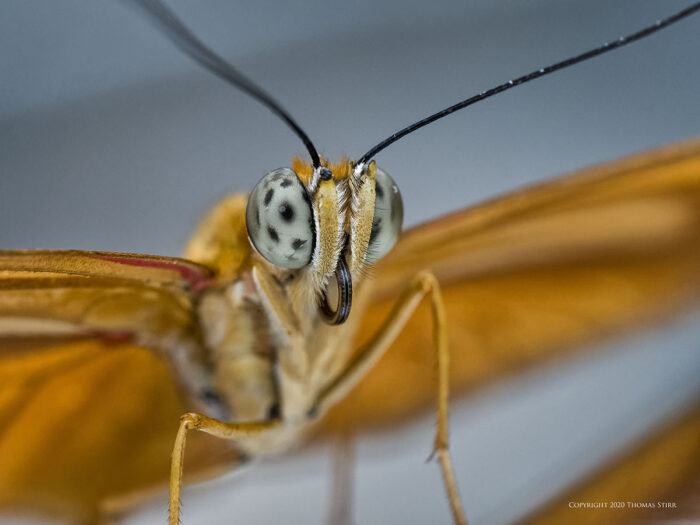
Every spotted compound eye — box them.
[246,168,314,269]
[366,168,403,263]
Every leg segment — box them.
[326,432,355,525]
[169,412,280,525]
[311,271,468,525]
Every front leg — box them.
[311,270,468,525]
[169,413,281,525]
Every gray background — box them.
[1,1,699,524]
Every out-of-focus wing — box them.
[0,251,236,521]
[0,250,213,340]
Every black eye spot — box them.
[264,189,274,206]
[255,209,261,227]
[291,238,307,250]
[302,189,312,207]
[267,226,280,242]
[370,218,382,243]
[279,201,294,222]
[280,179,292,188]
[375,182,385,199]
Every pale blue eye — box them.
[246,168,315,269]
[365,168,403,263]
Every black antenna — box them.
[126,0,321,169]
[357,3,700,166]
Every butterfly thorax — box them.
[182,188,371,455]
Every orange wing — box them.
[322,138,700,433]
[0,252,234,521]
[0,250,213,340]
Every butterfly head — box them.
[245,158,403,324]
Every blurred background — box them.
[1,1,699,523]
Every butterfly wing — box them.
[0,250,212,340]
[0,252,235,520]
[322,138,700,432]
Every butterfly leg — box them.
[326,432,356,525]
[311,270,467,525]
[168,413,281,525]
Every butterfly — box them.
[1,1,700,524]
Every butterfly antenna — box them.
[357,2,700,166]
[125,0,321,169]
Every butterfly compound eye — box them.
[246,168,314,269]
[365,168,403,263]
